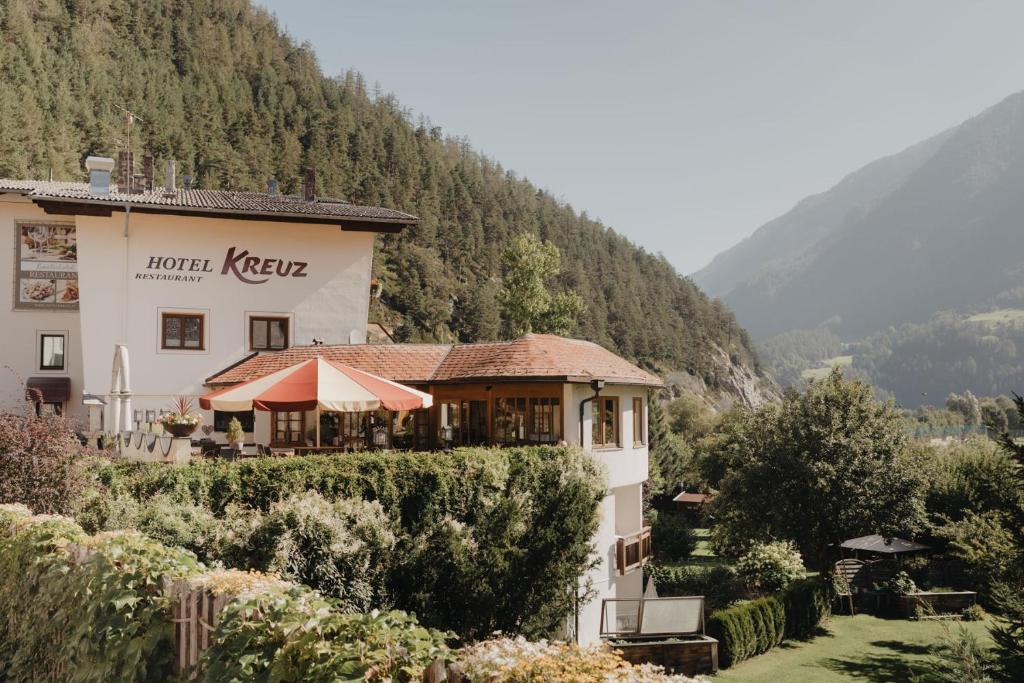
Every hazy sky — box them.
[259,0,1024,275]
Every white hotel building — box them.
[0,156,656,643]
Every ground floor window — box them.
[35,401,63,417]
[528,397,562,443]
[493,396,562,445]
[391,410,430,450]
[214,410,255,432]
[39,333,66,370]
[438,400,488,447]
[272,411,305,445]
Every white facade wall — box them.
[563,382,650,644]
[1,196,376,437]
[0,195,85,422]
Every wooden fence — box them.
[169,579,231,677]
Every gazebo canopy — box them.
[840,534,930,555]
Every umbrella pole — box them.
[316,405,321,448]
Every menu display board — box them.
[14,222,79,310]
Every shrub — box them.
[921,620,997,683]
[781,576,833,640]
[457,637,700,682]
[0,510,200,682]
[708,578,832,669]
[963,604,986,622]
[888,571,918,595]
[217,491,397,612]
[1,506,449,682]
[650,510,696,561]
[735,540,805,594]
[134,494,219,561]
[645,563,744,611]
[198,581,449,682]
[0,411,89,514]
[86,446,606,641]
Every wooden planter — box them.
[611,636,719,676]
[894,591,977,618]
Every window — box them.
[35,401,63,417]
[214,410,255,433]
[39,333,66,370]
[438,400,488,446]
[494,397,527,444]
[161,312,204,350]
[250,316,289,351]
[592,396,620,448]
[528,397,562,443]
[633,397,645,446]
[272,411,305,445]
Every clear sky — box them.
[258,0,1024,275]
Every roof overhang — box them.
[30,197,415,233]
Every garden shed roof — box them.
[840,534,930,555]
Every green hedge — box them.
[646,563,745,611]
[83,446,606,641]
[0,504,448,682]
[706,577,832,668]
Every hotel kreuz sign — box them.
[14,221,79,310]
[136,247,309,285]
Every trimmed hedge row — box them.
[646,563,745,611]
[0,504,449,682]
[706,577,833,668]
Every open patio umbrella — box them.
[200,357,433,446]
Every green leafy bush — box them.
[735,540,805,593]
[781,576,833,640]
[198,583,449,682]
[650,509,696,561]
[962,604,986,621]
[888,571,918,595]
[0,411,89,514]
[0,509,200,682]
[83,446,605,640]
[217,491,396,612]
[707,576,833,668]
[646,563,744,611]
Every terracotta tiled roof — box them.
[208,344,452,385]
[206,334,662,387]
[0,179,417,224]
[433,334,662,385]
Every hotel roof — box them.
[0,179,417,229]
[207,334,663,387]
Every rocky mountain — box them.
[695,91,1024,341]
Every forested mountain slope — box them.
[697,90,1024,341]
[0,0,768,400]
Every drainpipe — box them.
[578,378,605,444]
[574,378,605,643]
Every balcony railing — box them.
[616,526,652,575]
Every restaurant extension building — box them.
[0,156,658,643]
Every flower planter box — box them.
[894,591,977,618]
[611,636,719,676]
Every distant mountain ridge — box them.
[695,91,1024,340]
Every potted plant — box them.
[224,417,245,449]
[159,396,203,438]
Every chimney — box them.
[143,154,154,191]
[267,178,278,196]
[117,149,134,191]
[164,160,176,193]
[183,174,193,191]
[303,167,316,202]
[85,156,115,196]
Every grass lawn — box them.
[801,355,854,381]
[966,307,1024,324]
[714,614,994,682]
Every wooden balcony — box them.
[616,526,652,575]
